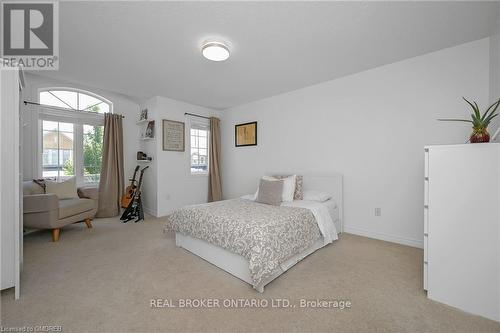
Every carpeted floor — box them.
[1,215,499,333]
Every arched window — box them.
[39,88,112,113]
[38,88,113,184]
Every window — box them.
[39,88,111,184]
[190,120,209,175]
[39,89,110,113]
[42,121,74,179]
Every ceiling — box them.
[35,1,499,109]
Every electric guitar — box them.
[121,165,140,208]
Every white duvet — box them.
[282,200,338,245]
[241,195,339,245]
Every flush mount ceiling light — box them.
[201,41,230,62]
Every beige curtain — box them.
[208,117,222,202]
[97,113,124,217]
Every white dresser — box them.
[424,143,500,322]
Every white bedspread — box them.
[282,200,338,245]
[240,194,339,245]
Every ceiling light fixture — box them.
[202,41,230,62]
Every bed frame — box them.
[175,173,343,292]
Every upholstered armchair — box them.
[23,182,98,242]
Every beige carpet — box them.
[2,215,499,333]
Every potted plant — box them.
[439,97,500,143]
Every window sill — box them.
[190,173,209,177]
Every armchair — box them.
[23,181,98,241]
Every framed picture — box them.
[139,109,148,121]
[163,119,185,151]
[235,121,257,147]
[145,120,155,138]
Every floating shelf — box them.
[136,119,149,125]
[136,159,152,163]
[140,137,155,141]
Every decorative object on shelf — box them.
[139,109,148,121]
[438,97,500,143]
[163,119,185,151]
[235,121,257,147]
[145,120,155,139]
[136,151,153,161]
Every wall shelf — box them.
[136,119,149,125]
[136,159,152,163]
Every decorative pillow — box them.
[302,190,331,202]
[252,176,279,200]
[45,177,79,199]
[274,174,303,200]
[254,175,295,202]
[256,178,284,206]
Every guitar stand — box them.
[120,196,144,223]
[120,165,148,223]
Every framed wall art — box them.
[163,119,185,151]
[235,121,257,147]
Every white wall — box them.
[490,3,500,103]
[140,96,220,217]
[490,4,500,141]
[220,38,490,248]
[21,73,140,187]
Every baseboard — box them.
[142,206,158,218]
[343,226,423,249]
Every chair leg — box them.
[52,228,60,242]
[84,218,93,229]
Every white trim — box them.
[38,107,104,126]
[38,86,113,113]
[74,124,83,185]
[343,226,424,249]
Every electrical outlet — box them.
[375,208,382,217]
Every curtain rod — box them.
[23,101,125,118]
[185,112,210,120]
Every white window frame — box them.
[188,117,210,177]
[37,87,112,185]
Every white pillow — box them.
[45,177,79,199]
[280,175,296,202]
[253,175,296,202]
[302,190,331,202]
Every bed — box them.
[166,174,343,292]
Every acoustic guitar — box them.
[121,165,140,208]
[120,166,149,223]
